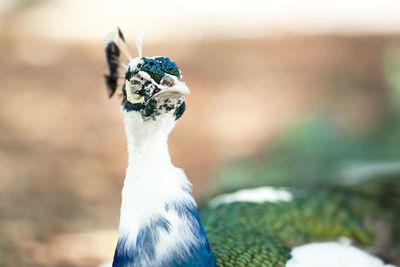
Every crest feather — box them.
[136,30,146,58]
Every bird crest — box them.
[103,28,145,98]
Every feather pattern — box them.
[104,41,120,97]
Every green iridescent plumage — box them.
[138,57,181,83]
[199,189,378,267]
[213,118,400,257]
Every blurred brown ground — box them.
[1,34,399,266]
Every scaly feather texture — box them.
[200,187,398,266]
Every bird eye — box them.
[160,76,174,87]
[130,79,142,86]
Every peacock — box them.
[102,29,398,267]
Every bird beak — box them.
[151,75,190,99]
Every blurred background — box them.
[1,1,400,266]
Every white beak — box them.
[151,75,190,99]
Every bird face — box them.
[122,57,189,121]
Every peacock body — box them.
[200,187,396,266]
[102,30,398,267]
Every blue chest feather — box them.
[112,201,216,267]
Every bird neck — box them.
[113,111,216,267]
[124,110,174,166]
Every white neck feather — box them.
[118,110,193,249]
[123,109,175,168]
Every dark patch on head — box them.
[124,102,146,112]
[143,99,158,118]
[174,101,186,120]
[165,105,175,112]
[139,57,181,83]
[124,67,134,81]
[138,81,152,97]
[152,87,161,96]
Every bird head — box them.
[104,30,189,121]
[122,56,189,121]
